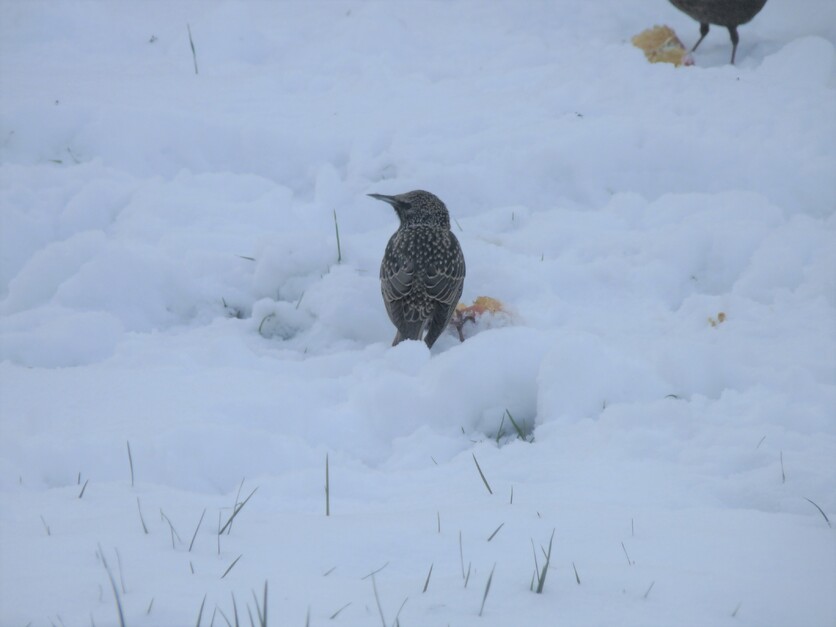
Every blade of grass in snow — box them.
[362,562,389,580]
[495,412,505,443]
[161,510,183,548]
[371,574,386,627]
[252,581,267,627]
[472,454,493,494]
[136,498,149,534]
[325,453,330,516]
[98,544,126,627]
[231,592,240,627]
[115,547,126,594]
[464,562,472,589]
[535,529,555,594]
[78,479,89,499]
[780,450,786,483]
[459,531,465,579]
[333,210,342,263]
[621,542,633,566]
[219,487,258,535]
[643,581,655,599]
[217,606,232,627]
[804,497,832,527]
[187,24,198,75]
[479,563,496,617]
[323,566,337,576]
[40,515,50,536]
[393,597,408,626]
[146,598,154,615]
[227,478,246,535]
[422,564,433,593]
[329,602,351,619]
[195,594,207,627]
[189,508,207,552]
[221,555,243,579]
[487,522,504,542]
[573,562,581,585]
[126,441,134,487]
[505,409,527,441]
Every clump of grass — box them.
[472,454,493,495]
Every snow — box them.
[1,1,835,625]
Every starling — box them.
[669,0,768,64]
[368,190,466,349]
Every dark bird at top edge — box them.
[368,190,465,349]
[669,0,768,64]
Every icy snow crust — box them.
[1,1,835,626]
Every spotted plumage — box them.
[669,0,768,64]
[369,190,465,348]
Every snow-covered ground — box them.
[1,1,835,625]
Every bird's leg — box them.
[727,25,740,64]
[691,22,710,52]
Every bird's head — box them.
[368,190,451,229]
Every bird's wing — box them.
[425,236,465,306]
[381,257,415,303]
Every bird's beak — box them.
[367,193,397,205]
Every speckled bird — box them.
[669,0,768,64]
[368,190,465,349]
